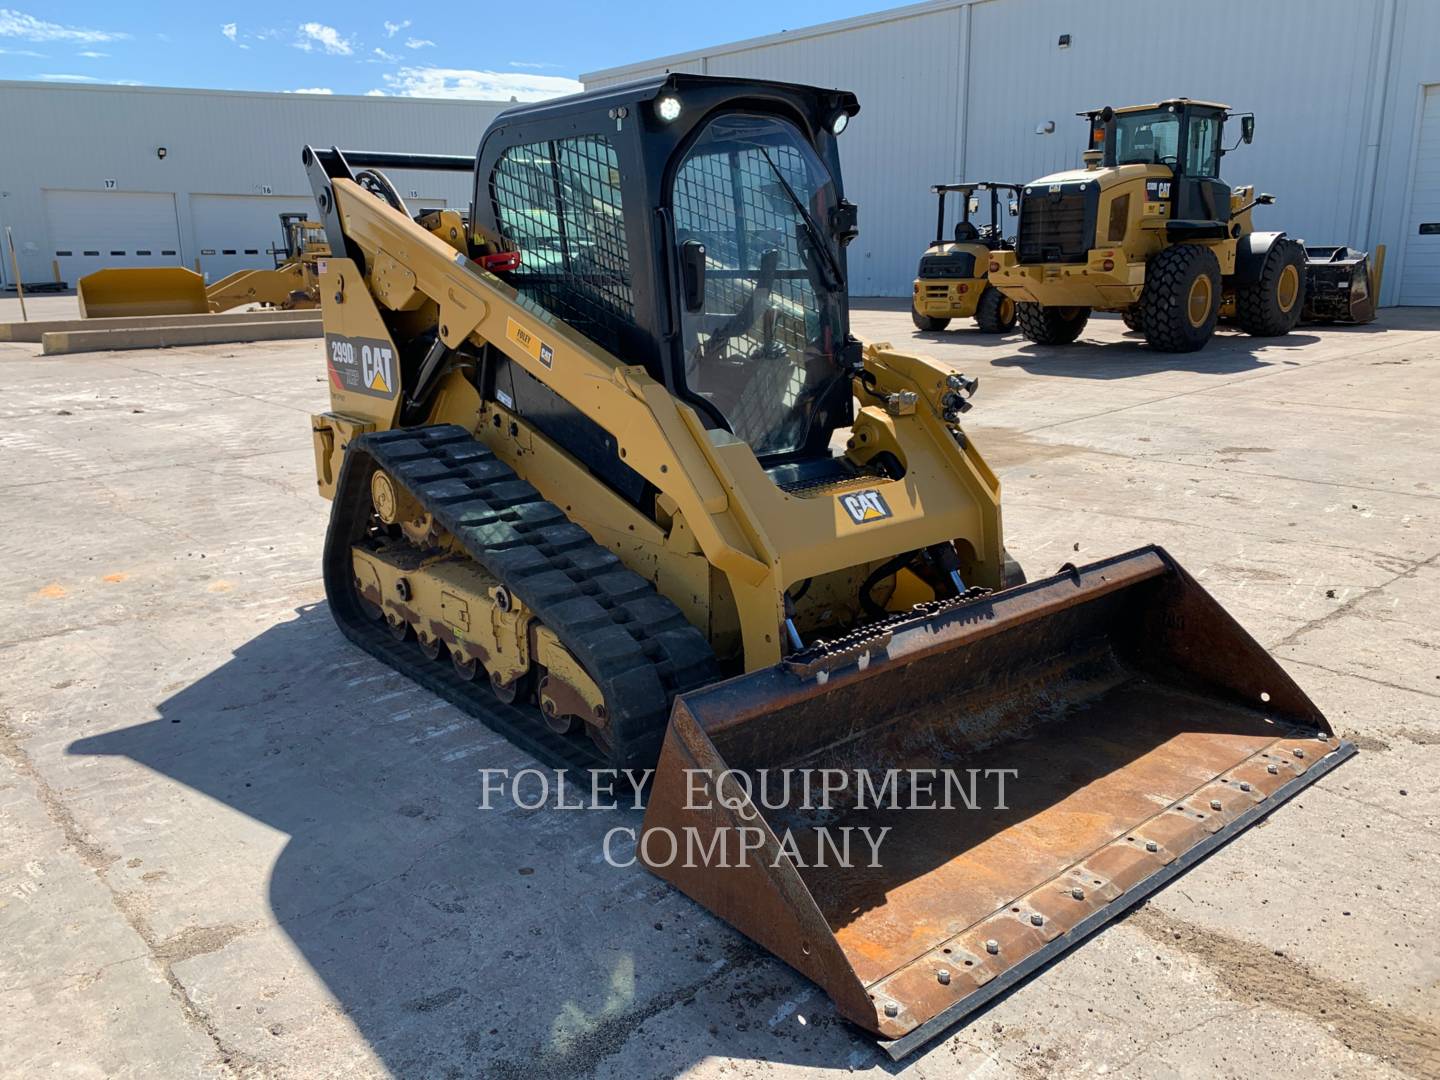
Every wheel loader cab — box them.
[1092,102,1232,236]
[471,76,860,476]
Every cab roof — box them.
[1079,98,1232,117]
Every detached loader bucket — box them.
[78,267,210,318]
[642,547,1353,1057]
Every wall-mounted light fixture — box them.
[1035,121,1056,135]
[156,146,168,160]
[1058,34,1071,48]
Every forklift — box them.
[911,181,1022,333]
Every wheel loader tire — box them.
[1235,237,1306,337]
[912,305,950,332]
[973,286,1017,334]
[1015,302,1089,345]
[1137,244,1221,353]
[1121,308,1143,332]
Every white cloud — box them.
[0,44,43,56]
[365,88,386,96]
[383,19,410,37]
[382,66,582,103]
[0,9,128,43]
[295,22,353,55]
[38,72,98,81]
[404,37,434,49]
[220,22,237,42]
[288,86,334,94]
[510,61,561,70]
[77,49,106,57]
[371,46,397,62]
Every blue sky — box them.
[0,3,886,99]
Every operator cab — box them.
[469,74,861,504]
[1085,99,1253,241]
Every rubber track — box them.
[323,424,720,772]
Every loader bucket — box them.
[641,547,1353,1057]
[77,267,210,318]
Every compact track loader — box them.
[911,182,1022,333]
[77,212,327,318]
[303,75,1351,1056]
[989,100,1306,352]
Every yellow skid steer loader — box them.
[302,75,1352,1056]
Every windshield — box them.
[670,113,846,459]
[1111,108,1181,167]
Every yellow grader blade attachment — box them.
[641,547,1353,1057]
[77,267,211,318]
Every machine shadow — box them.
[66,604,907,1077]
[989,325,1325,379]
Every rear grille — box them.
[1017,189,1093,264]
[917,252,977,279]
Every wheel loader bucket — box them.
[641,547,1353,1057]
[77,267,210,318]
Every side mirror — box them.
[1241,115,1255,144]
[968,197,980,215]
[680,239,707,313]
[1008,200,1019,216]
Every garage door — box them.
[43,190,182,283]
[190,195,318,282]
[1400,85,1440,306]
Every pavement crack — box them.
[0,710,255,1075]
[1127,906,1440,1078]
[1272,549,1440,650]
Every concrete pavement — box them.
[1,304,1436,1078]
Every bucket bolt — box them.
[1145,840,1159,853]
[1209,799,1223,811]
[937,969,951,985]
[985,939,999,955]
[1030,913,1044,927]
[883,1003,898,1018]
[1071,887,1085,901]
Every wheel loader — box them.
[911,182,1021,334]
[77,212,327,318]
[302,74,1352,1057]
[988,99,1306,352]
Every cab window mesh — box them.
[490,135,633,354]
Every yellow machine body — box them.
[301,76,1351,1057]
[77,217,327,319]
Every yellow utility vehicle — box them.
[989,100,1305,352]
[911,182,1021,333]
[301,75,1350,1056]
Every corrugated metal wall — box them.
[585,0,1440,304]
[0,82,509,285]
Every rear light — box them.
[989,261,1000,273]
[1102,258,1115,271]
[957,283,969,294]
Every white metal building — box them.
[584,0,1440,305]
[0,82,510,288]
